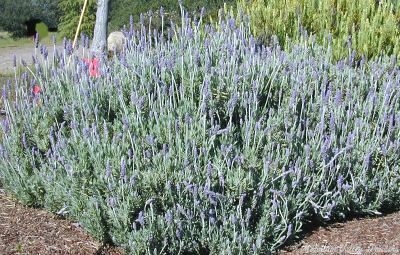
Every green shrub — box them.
[238,0,400,61]
[35,22,49,39]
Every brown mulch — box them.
[279,211,400,255]
[1,187,399,255]
[0,188,125,255]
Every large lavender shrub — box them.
[1,6,400,254]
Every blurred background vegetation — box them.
[0,0,236,39]
[239,0,400,61]
[0,0,399,62]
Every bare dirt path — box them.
[0,43,80,74]
[0,44,60,74]
[1,46,31,73]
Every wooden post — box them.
[72,0,89,49]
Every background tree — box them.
[57,0,236,41]
[91,0,109,55]
[108,0,237,31]
[57,0,97,39]
[0,0,60,37]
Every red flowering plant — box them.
[32,84,41,96]
[82,57,101,78]
[31,84,42,107]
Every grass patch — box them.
[0,32,33,48]
[0,31,59,48]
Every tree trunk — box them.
[91,0,109,56]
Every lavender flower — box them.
[342,183,352,192]
[257,185,264,198]
[80,33,86,48]
[136,211,145,226]
[245,208,251,224]
[337,175,344,191]
[107,197,117,208]
[230,214,237,225]
[120,157,127,182]
[129,175,136,187]
[363,153,371,168]
[320,135,331,159]
[1,84,8,100]
[165,210,173,224]
[206,161,213,176]
[66,40,73,55]
[270,210,277,224]
[286,224,293,239]
[63,37,67,50]
[239,193,246,208]
[346,132,355,147]
[176,227,183,239]
[200,7,205,18]
[334,90,342,105]
[219,173,225,187]
[122,116,129,130]
[105,160,111,179]
[227,92,238,115]
[145,135,155,146]
[21,133,28,149]
[329,113,336,131]
[208,209,216,224]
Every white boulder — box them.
[107,31,126,56]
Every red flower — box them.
[32,84,41,95]
[83,57,101,78]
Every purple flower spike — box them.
[105,160,111,178]
[136,211,145,226]
[120,157,127,182]
[337,175,343,191]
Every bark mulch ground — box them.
[0,188,124,255]
[278,210,400,255]
[1,187,400,255]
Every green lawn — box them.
[0,31,34,48]
[0,31,59,48]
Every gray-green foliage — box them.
[1,6,400,254]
